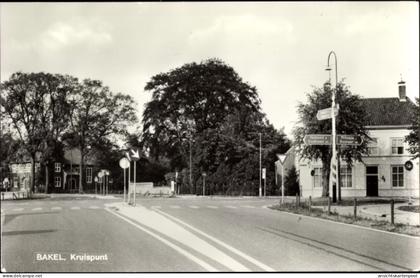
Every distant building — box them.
[8,148,101,193]
[298,80,419,198]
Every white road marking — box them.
[225,206,237,209]
[189,205,200,209]
[156,208,275,271]
[32,208,42,211]
[70,206,81,210]
[207,206,218,209]
[150,206,161,209]
[12,208,24,211]
[51,207,62,210]
[105,208,217,271]
[170,205,181,209]
[88,206,100,209]
[110,205,251,271]
[241,205,256,208]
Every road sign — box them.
[98,171,104,178]
[125,151,132,161]
[130,149,140,161]
[119,157,130,169]
[262,168,266,179]
[304,134,332,145]
[94,177,98,183]
[277,154,287,165]
[337,135,363,146]
[316,107,339,121]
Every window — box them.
[313,167,323,188]
[86,167,92,183]
[55,177,61,187]
[54,162,61,173]
[340,166,352,188]
[392,166,404,187]
[368,138,379,155]
[391,138,404,154]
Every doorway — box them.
[366,166,378,197]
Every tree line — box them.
[1,72,138,194]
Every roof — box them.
[360,97,415,126]
[63,148,98,165]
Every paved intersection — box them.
[1,195,419,272]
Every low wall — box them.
[129,182,172,196]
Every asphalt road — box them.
[1,195,419,272]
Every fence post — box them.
[309,196,312,214]
[328,197,331,215]
[391,199,394,225]
[296,193,299,210]
[353,198,357,220]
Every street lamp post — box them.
[326,51,339,202]
[202,172,206,196]
[259,132,262,198]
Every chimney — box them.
[398,80,406,102]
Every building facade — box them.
[8,148,101,193]
[299,81,419,198]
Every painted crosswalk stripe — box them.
[189,205,199,209]
[207,206,218,209]
[150,206,161,209]
[170,205,181,209]
[51,207,62,210]
[70,207,81,210]
[32,207,42,211]
[12,208,24,211]
[88,206,100,209]
[225,206,237,209]
[241,205,255,208]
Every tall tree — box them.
[293,82,369,197]
[1,72,76,194]
[66,79,137,193]
[405,98,419,159]
[142,58,261,167]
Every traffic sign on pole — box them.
[276,154,287,205]
[316,106,339,121]
[337,135,363,146]
[304,134,332,145]
[130,149,140,161]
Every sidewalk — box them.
[314,200,420,226]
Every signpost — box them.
[316,106,339,121]
[277,154,287,205]
[130,149,140,206]
[304,134,332,145]
[98,171,104,195]
[337,135,363,146]
[262,168,266,197]
[304,134,362,146]
[125,152,132,203]
[94,177,98,195]
[119,157,130,202]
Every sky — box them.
[1,2,418,139]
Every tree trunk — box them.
[45,162,49,194]
[79,149,84,194]
[321,165,330,197]
[30,154,36,197]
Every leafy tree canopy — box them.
[293,82,370,196]
[405,98,419,159]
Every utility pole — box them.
[327,51,338,202]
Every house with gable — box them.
[298,80,419,198]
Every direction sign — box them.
[262,168,266,179]
[337,135,363,146]
[316,107,339,121]
[304,134,332,145]
[130,149,140,161]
